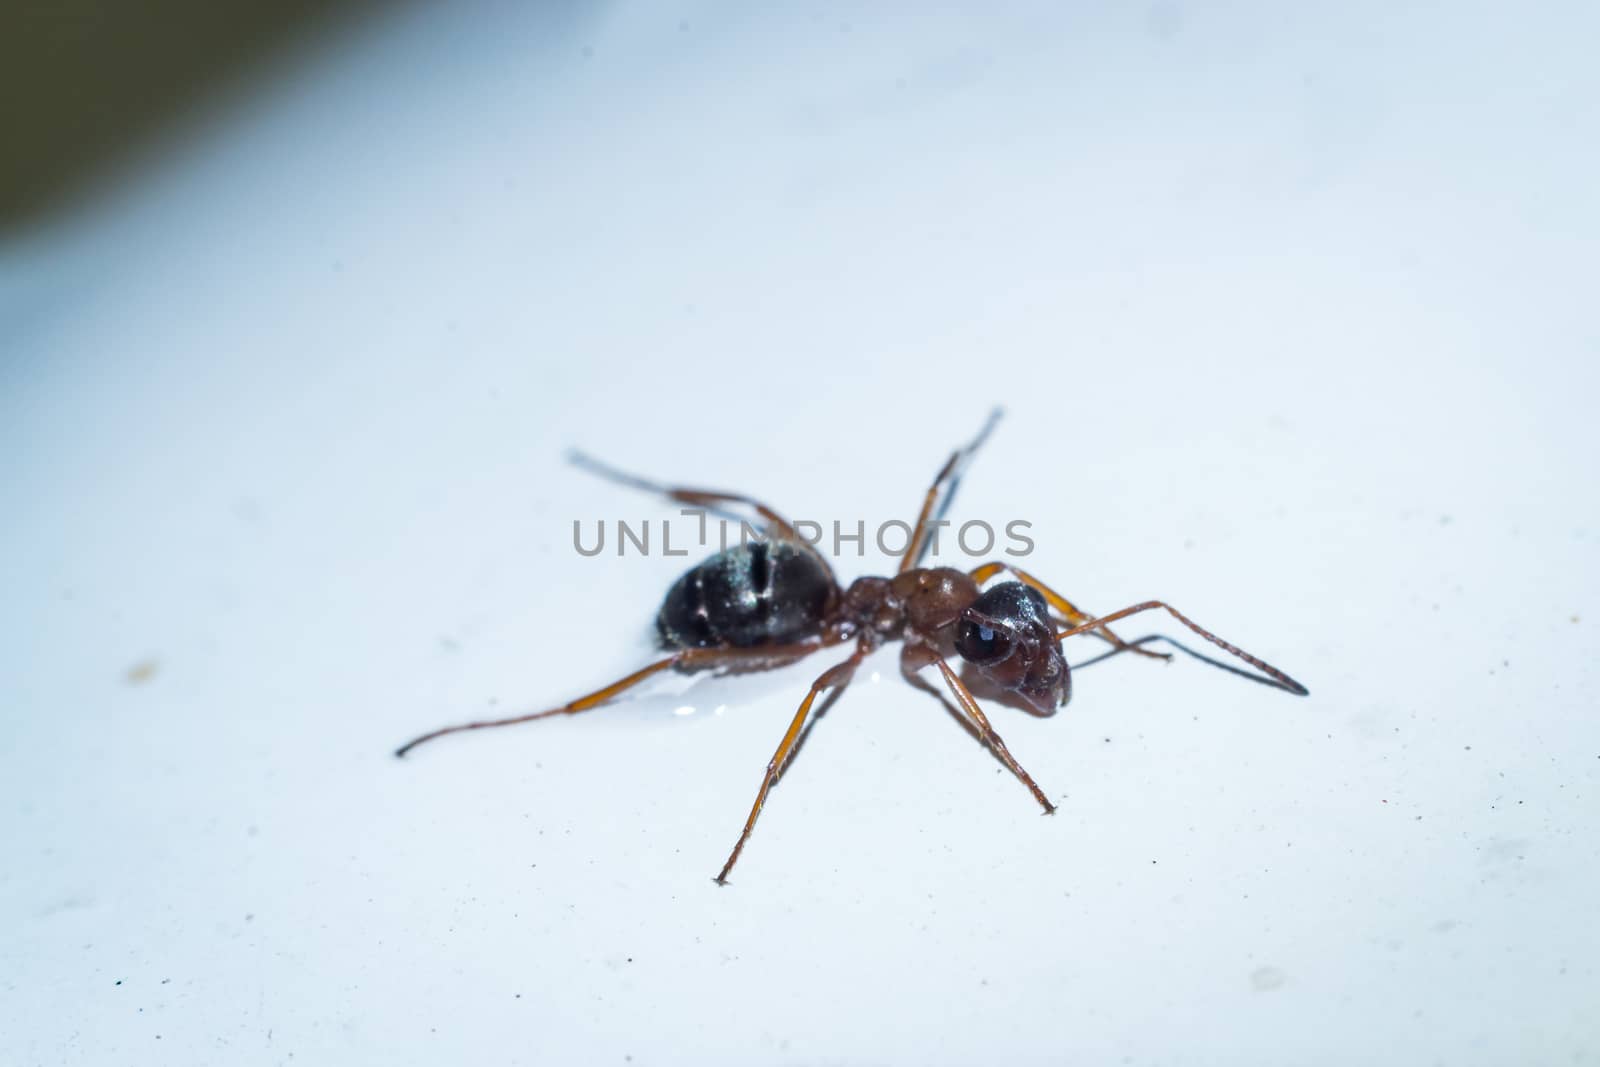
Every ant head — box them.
[954,581,1070,713]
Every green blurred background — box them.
[0,1,392,231]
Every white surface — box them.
[3,3,1598,1064]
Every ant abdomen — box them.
[657,540,835,649]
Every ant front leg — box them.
[968,561,1170,662]
[900,642,1056,814]
[1054,601,1309,696]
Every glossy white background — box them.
[3,2,1597,1064]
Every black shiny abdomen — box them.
[657,541,834,649]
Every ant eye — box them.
[956,617,1013,666]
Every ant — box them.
[395,410,1308,884]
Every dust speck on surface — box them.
[1250,966,1287,991]
[125,659,159,685]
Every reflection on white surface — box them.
[2,2,1598,1065]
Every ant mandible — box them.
[395,410,1308,884]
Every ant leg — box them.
[968,561,1170,662]
[901,643,1055,811]
[394,641,828,757]
[567,450,836,589]
[714,642,870,884]
[899,408,1003,574]
[568,450,805,545]
[920,652,1055,813]
[1054,601,1309,696]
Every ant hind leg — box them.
[568,450,837,589]
[394,640,830,758]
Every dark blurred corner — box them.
[0,1,398,235]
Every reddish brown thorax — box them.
[827,567,979,647]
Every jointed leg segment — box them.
[933,658,1056,813]
[568,450,837,588]
[714,642,872,884]
[900,409,1003,573]
[394,641,830,758]
[1054,601,1309,696]
[899,641,1056,814]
